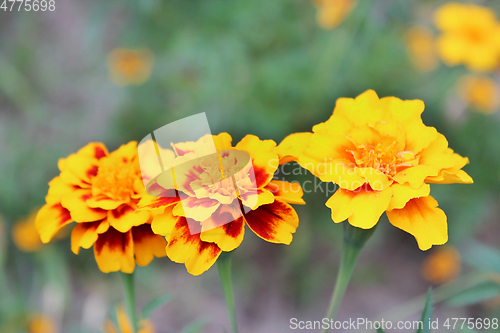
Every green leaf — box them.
[141,294,173,319]
[463,243,500,274]
[376,328,386,333]
[447,282,500,307]
[179,318,209,333]
[416,288,433,333]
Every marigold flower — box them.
[36,142,166,273]
[421,245,461,284]
[12,208,44,252]
[104,306,155,333]
[138,133,305,275]
[313,0,356,30]
[434,2,500,72]
[406,26,438,72]
[108,48,154,86]
[457,75,499,114]
[278,90,473,250]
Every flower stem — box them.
[217,252,238,333]
[321,223,377,333]
[121,272,138,333]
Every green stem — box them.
[121,272,138,333]
[321,223,377,333]
[217,252,238,333]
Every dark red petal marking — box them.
[244,200,294,241]
[131,224,154,243]
[252,165,271,188]
[94,146,107,159]
[95,227,131,254]
[54,203,72,226]
[86,165,99,178]
[112,205,135,219]
[224,216,245,238]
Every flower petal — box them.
[71,219,110,254]
[244,199,298,244]
[387,196,448,251]
[86,195,125,210]
[108,205,151,233]
[132,224,167,266]
[325,186,392,229]
[173,197,220,222]
[166,217,222,276]
[265,180,305,205]
[276,132,313,164]
[36,203,73,243]
[94,228,135,273]
[387,183,431,211]
[151,205,180,236]
[200,205,245,252]
[60,189,107,222]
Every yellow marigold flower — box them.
[36,142,166,273]
[406,26,438,72]
[457,75,499,114]
[29,314,57,333]
[434,2,500,72]
[421,245,461,284]
[12,208,44,252]
[138,133,305,276]
[104,306,154,333]
[278,90,473,250]
[313,0,356,30]
[108,48,154,86]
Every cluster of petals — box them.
[277,90,473,250]
[138,133,305,275]
[36,142,166,273]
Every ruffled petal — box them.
[325,186,392,229]
[60,189,107,222]
[265,180,305,205]
[36,203,73,243]
[200,205,245,252]
[387,196,448,251]
[172,197,220,222]
[387,183,431,211]
[108,205,151,233]
[244,199,298,244]
[276,132,313,164]
[151,205,181,236]
[166,217,222,276]
[94,228,135,273]
[132,224,167,266]
[71,219,110,254]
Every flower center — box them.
[350,141,419,176]
[92,155,137,201]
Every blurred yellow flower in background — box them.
[434,2,500,72]
[29,314,57,333]
[278,90,473,250]
[421,245,461,284]
[457,75,499,114]
[313,0,356,30]
[12,208,44,252]
[108,48,154,86]
[36,142,166,273]
[104,306,155,333]
[406,26,438,72]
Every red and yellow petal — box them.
[235,135,278,188]
[94,228,135,273]
[387,196,448,251]
[200,205,245,252]
[172,197,220,222]
[86,195,125,210]
[132,224,167,266]
[36,203,73,243]
[61,189,107,222]
[265,180,305,205]
[137,189,182,210]
[244,199,298,244]
[325,186,392,229]
[45,176,78,204]
[166,217,222,276]
[108,205,151,233]
[71,219,109,254]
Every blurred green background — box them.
[1,0,500,332]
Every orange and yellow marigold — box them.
[138,133,305,275]
[36,142,166,273]
[278,90,472,250]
